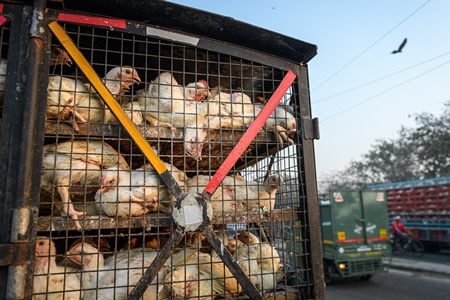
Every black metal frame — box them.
[0,2,50,299]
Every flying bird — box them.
[391,38,407,54]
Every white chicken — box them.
[95,162,186,217]
[137,71,209,129]
[67,242,169,300]
[187,174,282,214]
[76,66,141,123]
[184,91,296,160]
[121,100,145,125]
[212,92,258,127]
[47,66,141,131]
[166,249,242,299]
[46,75,90,130]
[40,139,130,231]
[257,102,297,145]
[183,99,233,160]
[235,174,284,212]
[33,236,83,300]
[236,232,284,291]
[186,175,244,214]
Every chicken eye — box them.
[39,241,44,246]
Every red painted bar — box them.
[205,70,296,195]
[58,13,127,29]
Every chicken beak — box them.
[185,150,200,161]
[133,72,141,85]
[97,187,109,194]
[68,255,82,266]
[63,61,72,67]
[63,57,73,67]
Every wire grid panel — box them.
[34,17,314,300]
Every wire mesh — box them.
[18,14,319,300]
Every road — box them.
[325,269,450,300]
[325,251,450,300]
[393,249,450,265]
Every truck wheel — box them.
[360,275,372,281]
[323,260,332,285]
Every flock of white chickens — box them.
[34,231,284,299]
[33,47,296,299]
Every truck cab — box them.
[319,190,392,282]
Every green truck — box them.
[319,190,392,282]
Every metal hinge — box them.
[302,117,320,140]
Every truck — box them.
[369,177,450,251]
[319,190,392,283]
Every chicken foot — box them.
[269,125,295,145]
[58,97,87,132]
[56,186,85,231]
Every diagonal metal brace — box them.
[202,226,263,299]
[127,229,185,299]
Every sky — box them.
[167,0,450,185]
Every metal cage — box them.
[0,1,323,299]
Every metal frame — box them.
[0,1,324,299]
[0,2,50,299]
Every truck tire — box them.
[323,260,332,285]
[360,275,372,281]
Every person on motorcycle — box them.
[391,215,409,248]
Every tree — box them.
[408,102,450,178]
[319,100,450,193]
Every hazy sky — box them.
[167,0,450,183]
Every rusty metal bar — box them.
[127,229,185,299]
[4,1,48,299]
[0,244,28,267]
[297,65,326,298]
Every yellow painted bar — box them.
[48,21,167,175]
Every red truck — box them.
[368,177,450,251]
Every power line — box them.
[313,51,450,104]
[320,59,450,122]
[311,0,431,92]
